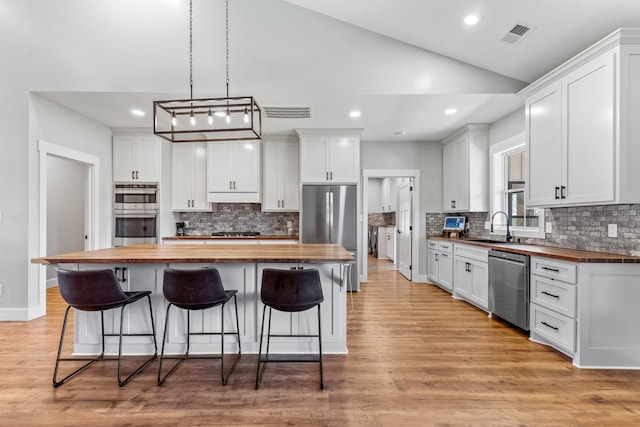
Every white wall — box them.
[361,140,442,279]
[489,108,525,146]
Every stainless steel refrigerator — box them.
[301,185,359,291]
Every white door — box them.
[398,179,412,280]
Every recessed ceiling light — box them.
[464,12,483,26]
[445,108,458,115]
[131,109,145,117]
[349,111,361,118]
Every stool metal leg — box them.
[255,304,268,389]
[318,305,323,390]
[117,295,158,387]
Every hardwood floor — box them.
[2,257,640,425]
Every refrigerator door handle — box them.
[329,191,334,239]
[325,191,331,238]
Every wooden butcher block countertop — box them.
[162,235,299,241]
[428,236,640,264]
[32,243,355,265]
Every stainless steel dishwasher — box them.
[488,249,530,331]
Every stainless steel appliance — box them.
[488,249,530,331]
[301,185,358,291]
[113,184,159,246]
[368,226,378,257]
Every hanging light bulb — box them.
[243,107,249,123]
[226,108,231,124]
[208,108,213,125]
[190,110,196,126]
[171,112,177,127]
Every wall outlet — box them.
[287,220,293,228]
[484,221,490,229]
[545,222,552,233]
[608,224,618,238]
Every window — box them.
[490,133,545,239]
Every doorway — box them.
[361,169,420,284]
[37,140,100,316]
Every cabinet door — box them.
[388,178,398,212]
[427,249,439,284]
[328,136,359,183]
[564,52,615,205]
[526,81,563,206]
[442,142,458,211]
[385,227,395,261]
[453,257,471,299]
[232,141,259,192]
[381,178,390,212]
[261,143,281,210]
[171,144,193,210]
[281,142,299,210]
[454,137,469,211]
[113,136,136,182]
[438,252,453,292]
[300,137,329,183]
[469,259,489,310]
[207,142,234,192]
[191,143,208,209]
[134,136,161,182]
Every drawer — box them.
[531,256,577,284]
[531,304,576,354]
[531,274,577,318]
[454,243,488,263]
[438,241,453,254]
[427,240,438,250]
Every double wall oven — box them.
[113,184,159,246]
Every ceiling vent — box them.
[263,106,312,119]
[501,23,535,45]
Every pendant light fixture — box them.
[153,0,262,143]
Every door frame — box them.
[361,169,420,283]
[36,139,100,317]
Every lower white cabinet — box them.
[427,240,453,292]
[453,244,488,310]
[385,227,396,261]
[529,256,577,356]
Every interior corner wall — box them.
[489,107,525,146]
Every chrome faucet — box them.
[491,211,512,242]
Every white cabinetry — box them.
[262,140,299,212]
[171,143,209,211]
[453,244,488,310]
[521,29,640,207]
[206,141,259,203]
[380,177,398,212]
[441,124,489,212]
[426,240,453,292]
[296,130,361,184]
[385,226,396,261]
[113,135,161,182]
[529,256,577,356]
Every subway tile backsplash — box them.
[180,204,299,236]
[426,204,640,256]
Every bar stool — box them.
[158,268,241,386]
[53,269,158,387]
[256,268,324,390]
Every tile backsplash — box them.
[426,204,640,256]
[179,204,299,236]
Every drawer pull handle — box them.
[541,321,559,331]
[541,291,560,299]
[441,253,448,258]
[541,266,560,273]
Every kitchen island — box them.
[33,243,354,356]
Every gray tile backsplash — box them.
[179,204,299,236]
[426,204,640,256]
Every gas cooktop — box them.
[211,231,260,237]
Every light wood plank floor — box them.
[2,258,640,426]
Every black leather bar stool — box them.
[256,268,324,390]
[158,268,241,386]
[53,269,158,387]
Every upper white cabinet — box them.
[172,142,209,211]
[381,177,398,212]
[262,139,299,212]
[113,135,161,182]
[206,141,260,203]
[441,124,489,212]
[296,129,361,184]
[521,29,640,207]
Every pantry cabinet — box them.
[521,28,640,207]
[171,142,209,211]
[206,141,260,203]
[113,135,161,182]
[441,124,489,212]
[262,140,299,212]
[296,129,361,184]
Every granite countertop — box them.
[163,235,299,241]
[427,235,640,264]
[32,243,353,265]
